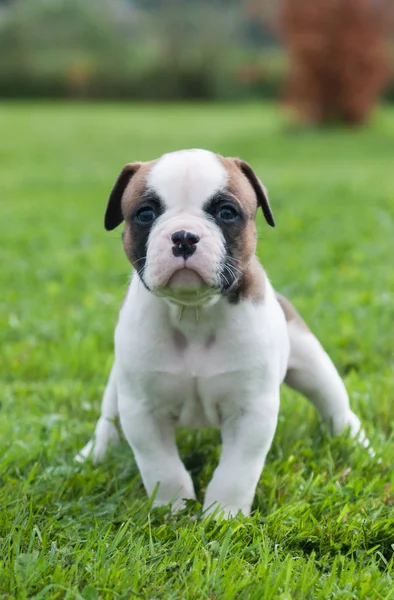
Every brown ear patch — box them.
[214,156,263,300]
[105,161,157,231]
[105,162,144,230]
[238,160,275,227]
[276,292,310,332]
[219,156,259,218]
[120,161,157,215]
[120,161,162,283]
[219,157,275,227]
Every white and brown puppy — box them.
[77,149,368,517]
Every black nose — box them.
[171,230,200,258]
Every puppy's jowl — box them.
[77,149,369,517]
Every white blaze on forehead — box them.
[147,149,228,211]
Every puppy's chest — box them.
[123,320,269,428]
[144,334,235,424]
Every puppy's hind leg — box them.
[75,364,120,464]
[277,294,369,447]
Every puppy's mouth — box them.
[157,267,215,305]
[168,268,204,289]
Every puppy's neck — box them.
[166,296,225,342]
[163,257,265,340]
[128,257,266,343]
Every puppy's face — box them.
[105,150,274,305]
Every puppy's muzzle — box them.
[171,230,200,259]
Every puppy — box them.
[77,149,368,517]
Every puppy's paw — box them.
[75,417,120,465]
[202,501,249,520]
[332,410,374,457]
[75,440,94,464]
[152,497,187,513]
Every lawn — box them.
[0,102,393,599]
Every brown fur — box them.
[120,161,155,219]
[281,0,392,125]
[219,156,261,218]
[119,161,156,266]
[220,157,271,304]
[227,256,266,304]
[220,156,275,226]
[275,292,310,331]
[105,163,143,230]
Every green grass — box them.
[1,101,393,599]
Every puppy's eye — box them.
[217,205,238,222]
[135,208,157,224]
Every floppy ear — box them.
[104,162,142,231]
[236,159,275,227]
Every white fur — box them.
[285,323,369,446]
[144,213,225,294]
[148,149,227,210]
[77,149,370,518]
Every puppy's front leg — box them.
[75,364,120,464]
[119,399,196,510]
[203,395,279,518]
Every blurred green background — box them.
[0,0,392,103]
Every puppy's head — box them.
[105,150,274,305]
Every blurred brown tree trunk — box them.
[280,0,393,125]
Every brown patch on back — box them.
[276,292,310,331]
